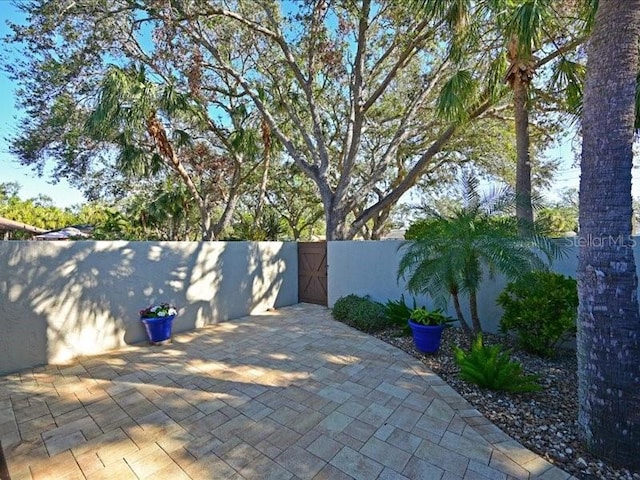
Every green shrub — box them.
[403,218,434,240]
[383,295,418,336]
[384,295,416,326]
[332,294,388,332]
[454,335,541,393]
[331,294,361,321]
[496,270,578,357]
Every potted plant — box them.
[408,307,453,353]
[139,303,178,344]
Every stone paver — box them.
[0,304,572,479]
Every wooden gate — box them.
[298,242,328,305]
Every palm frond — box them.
[445,0,472,31]
[460,172,481,209]
[445,0,475,63]
[161,83,197,118]
[549,58,586,118]
[507,0,553,55]
[86,65,157,141]
[117,143,163,177]
[579,0,598,33]
[399,173,566,331]
[410,0,449,22]
[480,185,516,217]
[436,70,478,122]
[172,129,193,148]
[229,127,260,157]
[485,51,510,102]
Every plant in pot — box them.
[139,303,178,344]
[408,307,454,353]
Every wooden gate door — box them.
[298,242,328,305]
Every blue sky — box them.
[0,2,597,209]
[0,3,85,208]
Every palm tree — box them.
[398,176,558,335]
[577,0,640,469]
[416,1,591,229]
[86,65,248,241]
[85,65,217,238]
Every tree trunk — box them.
[506,35,534,233]
[199,208,214,241]
[513,70,533,231]
[254,118,272,226]
[212,165,243,240]
[324,192,349,240]
[370,207,391,240]
[468,290,482,335]
[254,156,270,225]
[578,0,640,469]
[325,212,347,240]
[451,290,472,337]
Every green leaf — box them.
[436,70,478,122]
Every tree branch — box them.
[335,0,371,203]
[535,36,587,69]
[259,4,331,174]
[186,24,320,184]
[361,17,436,112]
[348,99,496,236]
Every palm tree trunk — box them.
[451,291,472,337]
[469,290,482,335]
[578,0,640,469]
[506,35,534,232]
[147,116,213,240]
[513,77,533,231]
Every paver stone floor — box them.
[0,303,576,480]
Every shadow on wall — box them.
[0,241,297,374]
[177,241,292,336]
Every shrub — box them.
[496,270,578,357]
[404,219,433,240]
[454,335,542,393]
[332,294,388,332]
[384,295,416,327]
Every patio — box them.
[0,304,575,480]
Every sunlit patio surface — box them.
[0,304,576,480]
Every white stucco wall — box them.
[327,240,587,334]
[0,241,297,374]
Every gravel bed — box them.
[373,327,640,480]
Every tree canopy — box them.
[3,0,581,240]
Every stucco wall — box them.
[0,241,297,374]
[327,240,587,334]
